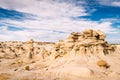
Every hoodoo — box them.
[51,29,116,59]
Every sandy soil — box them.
[0,44,120,80]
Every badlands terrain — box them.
[0,29,120,80]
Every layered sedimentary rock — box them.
[0,40,54,60]
[51,29,116,58]
[0,29,116,60]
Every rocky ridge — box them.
[0,29,116,60]
[51,29,116,59]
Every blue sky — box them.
[0,0,120,43]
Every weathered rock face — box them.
[0,40,54,60]
[0,29,116,60]
[51,29,116,58]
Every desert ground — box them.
[0,29,120,80]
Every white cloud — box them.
[0,0,87,17]
[0,19,118,42]
[0,0,119,42]
[98,0,120,7]
[112,1,120,7]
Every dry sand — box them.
[0,45,120,80]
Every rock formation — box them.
[0,40,54,60]
[26,39,34,59]
[0,29,120,80]
[51,29,116,59]
[0,29,117,61]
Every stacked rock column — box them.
[26,39,34,59]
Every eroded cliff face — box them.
[51,29,116,59]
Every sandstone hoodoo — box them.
[26,39,34,59]
[52,29,116,58]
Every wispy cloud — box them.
[0,19,118,41]
[98,0,120,7]
[0,0,87,17]
[0,8,33,20]
[112,1,120,7]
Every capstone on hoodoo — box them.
[51,29,116,58]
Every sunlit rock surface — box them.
[0,29,120,80]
